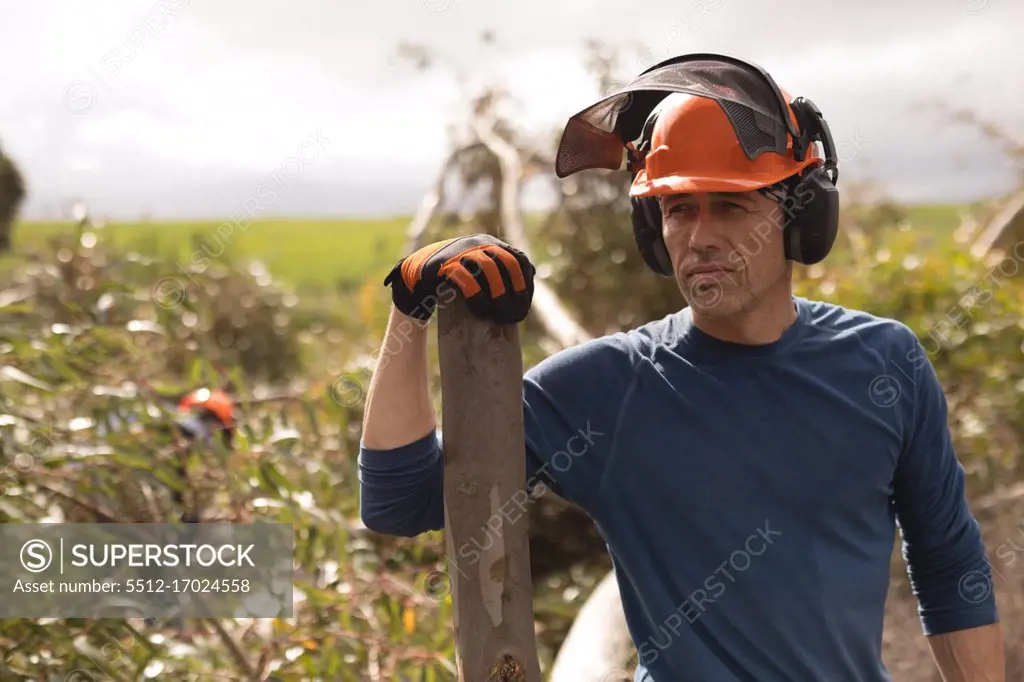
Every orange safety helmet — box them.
[630,91,824,198]
[178,388,235,430]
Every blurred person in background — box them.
[170,387,236,523]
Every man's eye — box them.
[666,203,697,215]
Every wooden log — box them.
[437,294,542,682]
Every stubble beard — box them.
[682,259,788,319]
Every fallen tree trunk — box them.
[405,143,488,254]
[971,188,1024,259]
[471,113,592,351]
[438,296,542,682]
[548,571,634,682]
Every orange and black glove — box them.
[383,234,535,324]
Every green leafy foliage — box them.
[0,227,460,680]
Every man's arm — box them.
[359,234,546,537]
[892,332,1003,682]
[358,307,445,536]
[358,305,634,536]
[361,307,435,451]
[928,624,1004,682]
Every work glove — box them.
[383,234,535,324]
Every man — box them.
[170,387,236,523]
[149,387,236,625]
[358,54,1004,681]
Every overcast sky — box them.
[1,0,1022,221]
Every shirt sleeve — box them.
[891,332,999,636]
[358,333,636,536]
[358,429,445,537]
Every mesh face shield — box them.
[554,54,802,179]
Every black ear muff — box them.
[631,196,674,277]
[783,97,841,265]
[783,169,840,265]
[628,108,675,278]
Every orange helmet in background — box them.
[178,388,235,428]
[630,91,824,198]
[176,388,236,447]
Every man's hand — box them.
[383,234,535,324]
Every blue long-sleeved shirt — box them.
[358,296,998,681]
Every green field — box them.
[4,202,973,292]
[6,217,409,292]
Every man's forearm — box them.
[361,306,435,450]
[928,622,1004,682]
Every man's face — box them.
[660,190,790,318]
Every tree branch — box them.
[204,618,257,680]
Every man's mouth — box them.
[684,265,735,279]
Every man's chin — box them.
[681,277,729,311]
[689,285,755,316]
[689,299,736,318]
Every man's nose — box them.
[687,206,721,252]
